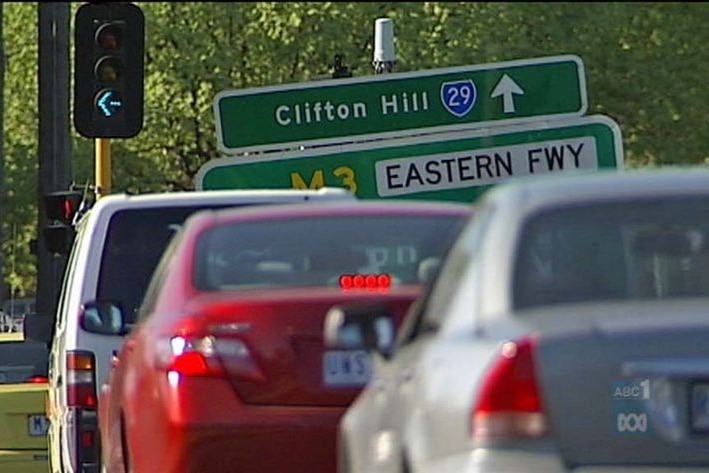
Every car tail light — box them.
[470,337,548,440]
[66,351,97,408]
[156,335,264,382]
[25,375,49,383]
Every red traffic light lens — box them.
[43,191,83,224]
[62,199,75,221]
[95,23,123,51]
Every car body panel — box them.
[531,302,709,466]
[0,450,51,473]
[175,288,419,407]
[421,448,565,473]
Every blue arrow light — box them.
[96,89,123,117]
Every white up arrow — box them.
[491,74,524,114]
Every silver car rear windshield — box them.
[194,215,465,291]
[514,197,709,310]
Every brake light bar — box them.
[339,273,391,290]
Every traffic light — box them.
[42,191,85,255]
[44,191,83,225]
[74,2,145,138]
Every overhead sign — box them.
[214,55,587,154]
[197,115,622,203]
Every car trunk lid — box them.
[528,300,709,466]
[178,287,419,407]
[0,383,49,450]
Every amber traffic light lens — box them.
[95,23,122,51]
[94,56,122,81]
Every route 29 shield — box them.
[440,79,477,118]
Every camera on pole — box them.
[73,2,145,138]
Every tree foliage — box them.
[4,2,709,295]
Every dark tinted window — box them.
[514,197,709,310]
[194,215,467,290]
[135,232,183,323]
[96,204,241,324]
[0,340,48,384]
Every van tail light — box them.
[156,335,265,383]
[81,430,95,448]
[65,351,99,471]
[470,337,549,440]
[66,351,97,408]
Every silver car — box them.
[326,168,709,473]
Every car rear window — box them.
[96,204,243,325]
[0,340,48,384]
[513,197,709,310]
[194,214,466,291]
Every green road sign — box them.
[215,55,587,154]
[197,115,622,203]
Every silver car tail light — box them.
[470,336,549,440]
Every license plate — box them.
[323,350,372,386]
[690,383,709,434]
[27,414,49,436]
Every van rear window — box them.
[96,204,239,325]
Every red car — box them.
[86,201,471,473]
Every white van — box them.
[31,188,354,473]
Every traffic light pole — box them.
[95,138,111,198]
[37,2,71,324]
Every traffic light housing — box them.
[44,191,83,225]
[74,2,145,138]
[42,191,85,255]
